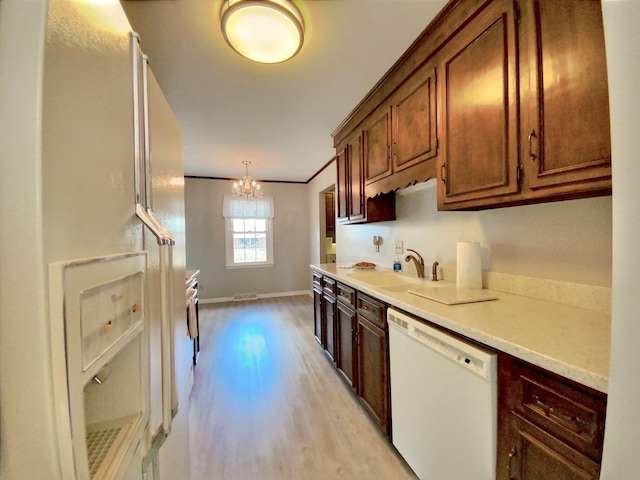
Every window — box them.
[223,195,274,268]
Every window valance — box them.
[222,195,274,219]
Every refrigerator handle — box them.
[131,32,174,246]
[141,51,175,245]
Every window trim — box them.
[224,217,274,269]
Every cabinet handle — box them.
[528,129,538,160]
[533,394,555,416]
[440,164,446,184]
[533,395,590,433]
[507,447,518,480]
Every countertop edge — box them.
[186,269,200,286]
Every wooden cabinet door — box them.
[347,132,365,221]
[336,149,349,222]
[364,107,392,184]
[323,294,337,363]
[336,303,357,390]
[357,315,389,436]
[519,0,611,196]
[313,287,324,346]
[437,0,520,209]
[393,64,438,172]
[500,415,601,480]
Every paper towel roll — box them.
[456,241,483,290]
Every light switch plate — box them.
[395,240,403,254]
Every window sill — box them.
[225,262,274,270]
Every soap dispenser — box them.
[393,257,402,272]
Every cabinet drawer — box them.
[513,360,606,461]
[357,293,386,329]
[312,271,323,288]
[336,282,356,308]
[323,276,337,297]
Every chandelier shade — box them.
[220,0,305,64]
[232,161,263,199]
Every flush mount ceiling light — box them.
[220,0,305,64]
[232,161,263,198]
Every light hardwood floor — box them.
[189,295,418,480]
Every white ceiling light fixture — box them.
[220,0,305,64]
[232,161,263,198]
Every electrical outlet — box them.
[395,240,403,254]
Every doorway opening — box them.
[319,185,336,264]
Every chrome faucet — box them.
[405,249,425,278]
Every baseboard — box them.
[200,290,311,304]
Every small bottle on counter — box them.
[393,258,402,272]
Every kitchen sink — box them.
[346,271,447,293]
[346,271,415,286]
[379,284,414,292]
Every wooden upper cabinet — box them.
[519,0,611,196]
[336,149,349,222]
[347,132,365,222]
[364,107,392,184]
[363,62,439,194]
[335,0,612,213]
[437,0,520,210]
[336,131,366,223]
[392,64,438,172]
[336,129,396,225]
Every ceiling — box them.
[121,0,447,183]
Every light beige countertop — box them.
[186,269,200,286]
[311,263,610,393]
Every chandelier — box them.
[232,161,263,198]
[220,0,305,64]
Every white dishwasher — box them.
[388,308,497,480]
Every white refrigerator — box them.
[0,0,192,479]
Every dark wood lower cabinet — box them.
[323,294,337,363]
[497,353,606,480]
[336,302,357,390]
[316,272,608,474]
[313,287,324,346]
[356,314,390,436]
[503,415,601,480]
[312,274,391,438]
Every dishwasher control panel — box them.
[388,308,496,381]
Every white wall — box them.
[337,180,612,287]
[600,2,640,477]
[185,177,310,300]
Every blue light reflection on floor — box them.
[215,315,285,412]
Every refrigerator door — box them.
[131,32,176,439]
[138,42,192,479]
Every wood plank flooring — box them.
[189,295,418,480]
